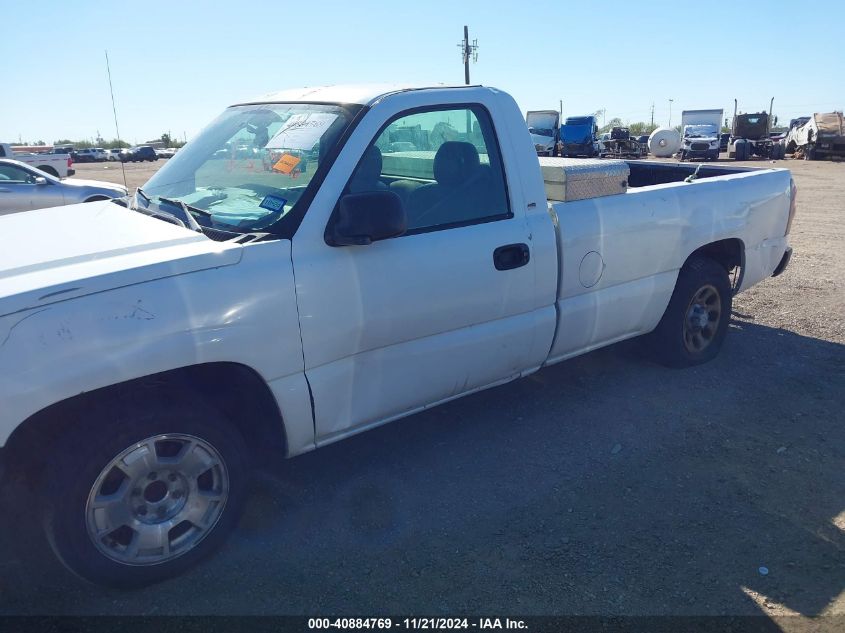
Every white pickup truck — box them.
[0,85,795,587]
[0,143,74,178]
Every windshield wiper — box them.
[135,187,151,208]
[157,197,205,232]
[127,188,193,229]
[158,197,212,217]
[130,202,192,230]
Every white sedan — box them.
[0,159,127,215]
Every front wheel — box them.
[41,396,249,588]
[647,256,732,368]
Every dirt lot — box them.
[1,156,843,620]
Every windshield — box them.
[142,102,360,233]
[526,112,558,138]
[562,122,593,142]
[683,124,718,138]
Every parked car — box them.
[105,149,125,161]
[155,147,177,159]
[0,143,74,178]
[75,148,108,163]
[0,158,126,215]
[0,84,795,588]
[121,146,159,162]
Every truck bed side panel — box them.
[546,168,792,363]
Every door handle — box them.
[493,243,530,271]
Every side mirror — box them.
[328,190,407,246]
[34,177,48,185]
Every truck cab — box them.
[526,109,560,156]
[559,115,599,157]
[679,109,722,161]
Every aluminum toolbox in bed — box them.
[538,157,629,202]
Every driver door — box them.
[292,98,552,443]
[0,163,64,215]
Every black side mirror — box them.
[328,190,407,246]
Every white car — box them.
[105,149,124,161]
[0,84,795,588]
[75,148,108,163]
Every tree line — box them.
[47,133,184,149]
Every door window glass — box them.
[0,164,35,183]
[343,105,511,232]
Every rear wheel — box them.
[648,256,732,368]
[37,165,59,177]
[41,396,249,588]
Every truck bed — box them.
[544,162,792,364]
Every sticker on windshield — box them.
[272,153,301,175]
[266,112,337,151]
[259,195,287,212]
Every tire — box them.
[804,146,816,161]
[41,395,249,588]
[37,165,59,177]
[647,256,732,368]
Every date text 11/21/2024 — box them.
[307,618,528,629]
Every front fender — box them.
[0,240,311,451]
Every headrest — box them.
[355,145,383,180]
[433,141,479,186]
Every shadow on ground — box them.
[1,320,843,617]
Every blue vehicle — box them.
[559,115,599,157]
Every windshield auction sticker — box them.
[272,153,301,175]
[266,113,338,150]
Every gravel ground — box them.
[1,157,842,620]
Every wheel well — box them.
[685,238,744,290]
[37,165,59,177]
[4,363,288,483]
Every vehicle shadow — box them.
[0,319,842,618]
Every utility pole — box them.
[559,99,563,120]
[668,98,674,128]
[457,25,478,85]
[650,103,655,127]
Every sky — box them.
[2,0,843,145]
